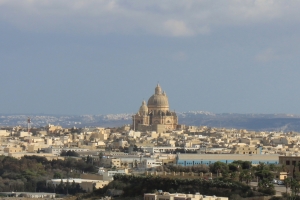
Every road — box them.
[250,182,289,196]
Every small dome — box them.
[139,100,148,115]
[148,85,169,109]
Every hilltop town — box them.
[2,112,300,132]
[0,85,300,200]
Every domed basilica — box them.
[133,84,178,132]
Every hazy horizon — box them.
[0,111,299,116]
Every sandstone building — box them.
[133,84,178,133]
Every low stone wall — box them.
[0,198,63,200]
[144,171,214,179]
[242,196,272,200]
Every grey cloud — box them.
[0,0,299,37]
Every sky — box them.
[1,0,300,115]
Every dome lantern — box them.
[148,84,169,111]
[155,84,162,95]
[139,100,148,115]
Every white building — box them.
[43,146,89,155]
[0,192,56,198]
[141,146,198,154]
[144,192,228,200]
[101,169,130,181]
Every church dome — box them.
[139,100,148,115]
[147,84,169,109]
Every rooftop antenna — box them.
[27,117,31,144]
[27,117,31,134]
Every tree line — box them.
[89,161,284,199]
[0,155,96,194]
[92,174,254,199]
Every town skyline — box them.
[1,112,300,132]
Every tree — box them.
[282,164,287,172]
[53,172,62,179]
[230,172,238,181]
[134,160,138,168]
[269,164,277,171]
[99,152,104,160]
[290,178,300,198]
[123,162,128,169]
[60,150,79,157]
[258,179,275,195]
[284,177,292,195]
[60,150,67,156]
[228,163,239,172]
[255,163,274,182]
[86,155,93,164]
[209,161,229,174]
[293,162,297,178]
[253,163,275,195]
[232,160,252,170]
[229,194,242,200]
[294,181,300,197]
[56,179,64,194]
[244,171,252,184]
[239,171,245,182]
[65,179,70,195]
[222,171,230,180]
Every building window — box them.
[286,161,290,165]
[292,161,296,166]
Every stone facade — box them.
[133,84,178,132]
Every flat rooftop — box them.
[177,154,279,161]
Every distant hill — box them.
[1,112,300,132]
[178,112,300,132]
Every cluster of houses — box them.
[1,123,300,198]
